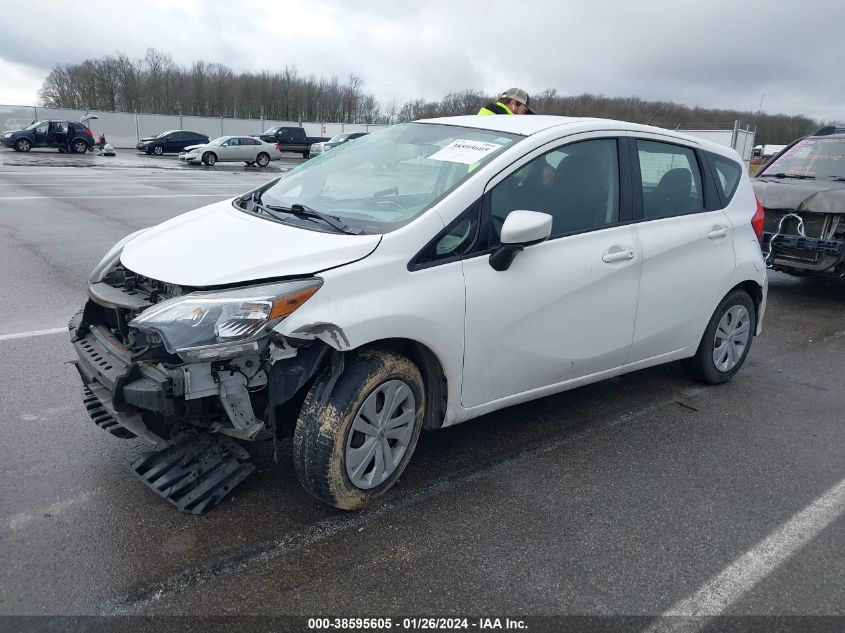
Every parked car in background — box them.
[70,115,766,513]
[254,126,324,157]
[752,126,845,276]
[2,115,98,153]
[136,130,209,155]
[308,132,368,158]
[179,135,280,166]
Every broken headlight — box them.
[89,228,151,284]
[129,279,322,362]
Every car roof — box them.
[417,115,740,158]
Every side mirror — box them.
[489,210,552,272]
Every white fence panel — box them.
[680,130,734,147]
[0,104,36,132]
[222,118,263,136]
[137,114,182,140]
[87,111,138,149]
[182,116,223,140]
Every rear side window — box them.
[636,140,704,219]
[707,153,742,204]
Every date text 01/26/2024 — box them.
[307,617,528,630]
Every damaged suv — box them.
[753,126,845,275]
[70,116,767,513]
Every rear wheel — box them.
[71,139,88,154]
[292,349,425,510]
[14,138,31,152]
[202,152,216,166]
[256,152,270,167]
[682,289,755,384]
[302,151,308,158]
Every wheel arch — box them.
[360,338,448,431]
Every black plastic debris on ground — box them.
[130,433,255,514]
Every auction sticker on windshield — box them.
[428,139,503,164]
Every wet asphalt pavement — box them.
[0,148,842,627]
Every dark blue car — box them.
[136,130,209,155]
[1,115,98,153]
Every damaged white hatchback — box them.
[70,115,768,513]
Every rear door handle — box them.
[708,226,729,239]
[602,249,636,263]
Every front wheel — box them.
[152,144,164,156]
[256,152,270,167]
[14,138,32,152]
[202,152,216,166]
[682,289,756,384]
[292,349,425,510]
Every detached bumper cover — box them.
[70,310,172,444]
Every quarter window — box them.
[637,141,703,218]
[489,139,620,245]
[708,153,742,203]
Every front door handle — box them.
[708,226,729,239]
[602,249,636,263]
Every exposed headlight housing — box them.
[88,228,150,284]
[129,279,322,362]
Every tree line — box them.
[38,49,826,143]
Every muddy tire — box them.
[682,289,755,384]
[292,348,425,510]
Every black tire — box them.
[202,152,216,166]
[14,138,31,152]
[71,139,88,154]
[302,152,308,158]
[292,348,425,510]
[244,161,255,166]
[256,152,270,167]
[682,289,756,384]
[152,144,164,156]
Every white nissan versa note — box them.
[70,116,767,513]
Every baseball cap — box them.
[500,88,534,113]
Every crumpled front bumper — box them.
[69,310,172,445]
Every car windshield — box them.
[208,137,228,146]
[760,137,845,180]
[258,123,522,234]
[24,121,46,131]
[328,134,349,143]
[155,130,178,138]
[264,127,280,134]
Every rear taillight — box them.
[275,143,281,151]
[752,197,765,244]
[84,128,93,137]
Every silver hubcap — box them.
[344,379,416,490]
[154,146,162,155]
[20,141,30,150]
[712,305,751,372]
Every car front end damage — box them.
[69,262,338,513]
[755,181,845,275]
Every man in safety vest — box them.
[478,88,533,115]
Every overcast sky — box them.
[0,0,841,122]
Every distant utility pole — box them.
[753,91,764,129]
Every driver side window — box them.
[489,138,620,246]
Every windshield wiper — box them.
[267,203,361,235]
[764,172,815,180]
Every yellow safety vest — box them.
[478,101,513,115]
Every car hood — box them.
[119,198,382,287]
[752,178,845,214]
[182,144,206,151]
[139,137,156,143]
